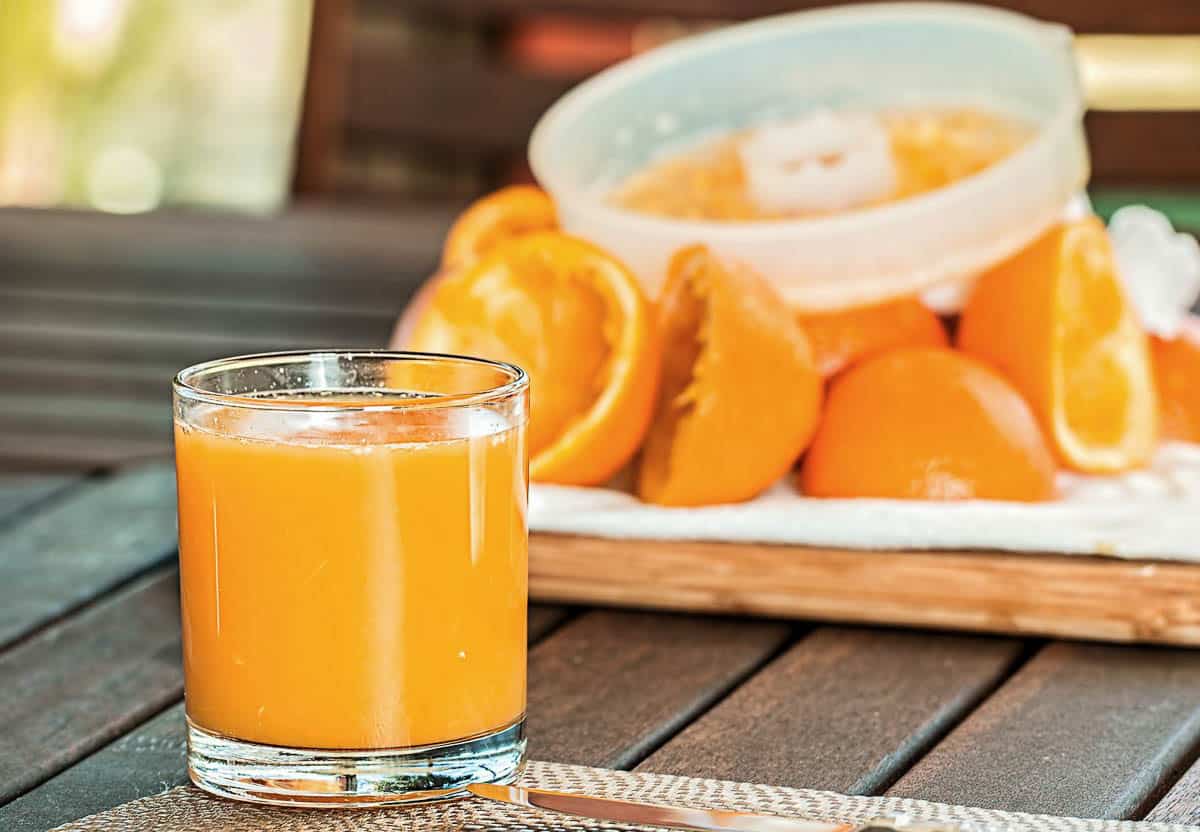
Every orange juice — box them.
[612,107,1032,221]
[175,411,527,751]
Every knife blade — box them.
[469,782,861,832]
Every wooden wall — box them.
[293,0,1200,204]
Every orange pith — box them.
[796,297,948,377]
[637,245,822,506]
[406,231,659,486]
[957,217,1158,473]
[1151,320,1200,443]
[799,348,1057,502]
[441,185,558,270]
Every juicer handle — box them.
[1075,35,1200,110]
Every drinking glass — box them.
[173,351,529,807]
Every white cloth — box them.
[530,442,1200,562]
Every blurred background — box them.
[1,0,1198,471]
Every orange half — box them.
[637,246,822,506]
[407,231,659,486]
[958,217,1158,473]
[392,186,559,347]
[799,347,1057,501]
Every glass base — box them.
[187,716,526,807]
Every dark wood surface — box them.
[636,628,1026,794]
[888,642,1200,818]
[527,610,791,769]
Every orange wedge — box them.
[406,231,659,486]
[637,246,822,506]
[957,217,1158,473]
[1151,319,1200,443]
[799,348,1057,501]
[441,185,557,270]
[796,297,948,377]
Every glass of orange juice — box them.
[172,351,529,807]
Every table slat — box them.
[0,434,171,472]
[527,609,792,770]
[0,464,177,648]
[1146,760,1200,824]
[0,475,77,522]
[528,605,571,642]
[636,627,1025,793]
[0,568,182,805]
[887,641,1200,818]
[0,704,186,832]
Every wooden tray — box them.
[529,533,1200,646]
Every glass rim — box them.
[173,349,529,414]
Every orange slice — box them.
[1151,319,1200,443]
[957,217,1158,473]
[406,231,659,486]
[796,297,947,377]
[799,348,1057,501]
[441,185,557,270]
[637,246,822,506]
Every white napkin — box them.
[530,442,1200,561]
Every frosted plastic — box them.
[528,3,1090,309]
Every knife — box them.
[468,783,977,832]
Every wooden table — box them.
[3,466,1200,831]
[5,203,1200,831]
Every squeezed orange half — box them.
[175,413,527,751]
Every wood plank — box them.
[529,534,1200,645]
[0,393,170,440]
[637,627,1025,793]
[346,43,570,152]
[0,474,77,523]
[0,203,453,278]
[0,433,170,472]
[528,603,571,642]
[0,319,380,368]
[527,609,792,769]
[887,641,1200,818]
[0,602,577,830]
[0,568,182,805]
[0,704,187,832]
[2,261,421,308]
[0,286,398,330]
[0,357,177,400]
[0,463,177,648]
[1147,760,1200,824]
[292,0,352,195]
[1086,112,1200,185]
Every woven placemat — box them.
[50,760,1199,832]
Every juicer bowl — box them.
[528,2,1090,309]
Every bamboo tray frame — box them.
[529,533,1200,645]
